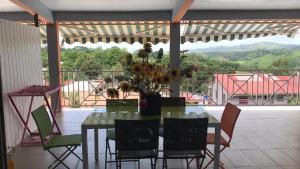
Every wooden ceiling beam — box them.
[9,0,54,23]
[172,0,194,23]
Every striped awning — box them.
[39,20,300,44]
[181,20,300,43]
[40,21,169,45]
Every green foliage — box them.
[41,48,48,68]
[80,59,102,78]
[63,92,80,108]
[41,42,300,88]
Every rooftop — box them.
[215,74,300,96]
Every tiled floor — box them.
[12,106,300,169]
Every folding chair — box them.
[161,97,186,106]
[160,97,186,137]
[32,106,82,169]
[163,118,208,169]
[203,102,241,169]
[115,119,160,169]
[104,100,138,169]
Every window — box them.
[239,96,248,105]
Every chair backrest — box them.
[221,102,241,141]
[163,118,208,151]
[161,97,186,106]
[106,99,138,107]
[115,119,160,151]
[31,106,53,146]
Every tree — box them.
[80,59,102,79]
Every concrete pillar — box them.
[169,23,181,97]
[46,22,62,112]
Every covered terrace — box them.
[1,0,300,169]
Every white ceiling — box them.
[40,0,177,11]
[0,0,22,12]
[190,0,300,10]
[1,0,300,12]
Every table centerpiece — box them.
[106,43,198,116]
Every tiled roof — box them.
[215,74,299,96]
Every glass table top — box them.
[82,106,219,128]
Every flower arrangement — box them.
[106,42,197,99]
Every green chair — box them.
[32,106,82,169]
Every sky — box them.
[62,34,300,53]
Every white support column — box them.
[170,23,181,97]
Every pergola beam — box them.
[9,0,54,23]
[54,11,171,21]
[172,0,194,23]
[3,10,300,22]
[184,10,300,20]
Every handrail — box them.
[42,69,300,107]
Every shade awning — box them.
[41,21,170,45]
[39,20,300,45]
[181,20,300,43]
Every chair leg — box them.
[107,140,112,158]
[162,157,168,169]
[105,140,108,169]
[115,158,121,169]
[203,147,226,169]
[196,157,199,169]
[66,146,82,161]
[150,158,153,169]
[154,157,157,169]
[48,147,75,169]
[138,159,141,169]
[199,158,205,169]
[186,158,189,169]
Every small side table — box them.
[8,85,61,145]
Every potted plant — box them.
[106,43,197,116]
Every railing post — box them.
[46,22,62,112]
[170,23,180,97]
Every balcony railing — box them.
[42,69,300,107]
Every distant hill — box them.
[189,42,300,53]
[188,42,300,69]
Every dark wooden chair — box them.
[115,119,160,169]
[105,99,138,169]
[161,97,186,106]
[163,118,208,169]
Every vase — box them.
[140,92,161,116]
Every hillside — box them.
[190,42,300,53]
[189,42,300,69]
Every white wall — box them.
[0,19,43,147]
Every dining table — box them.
[81,106,221,169]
